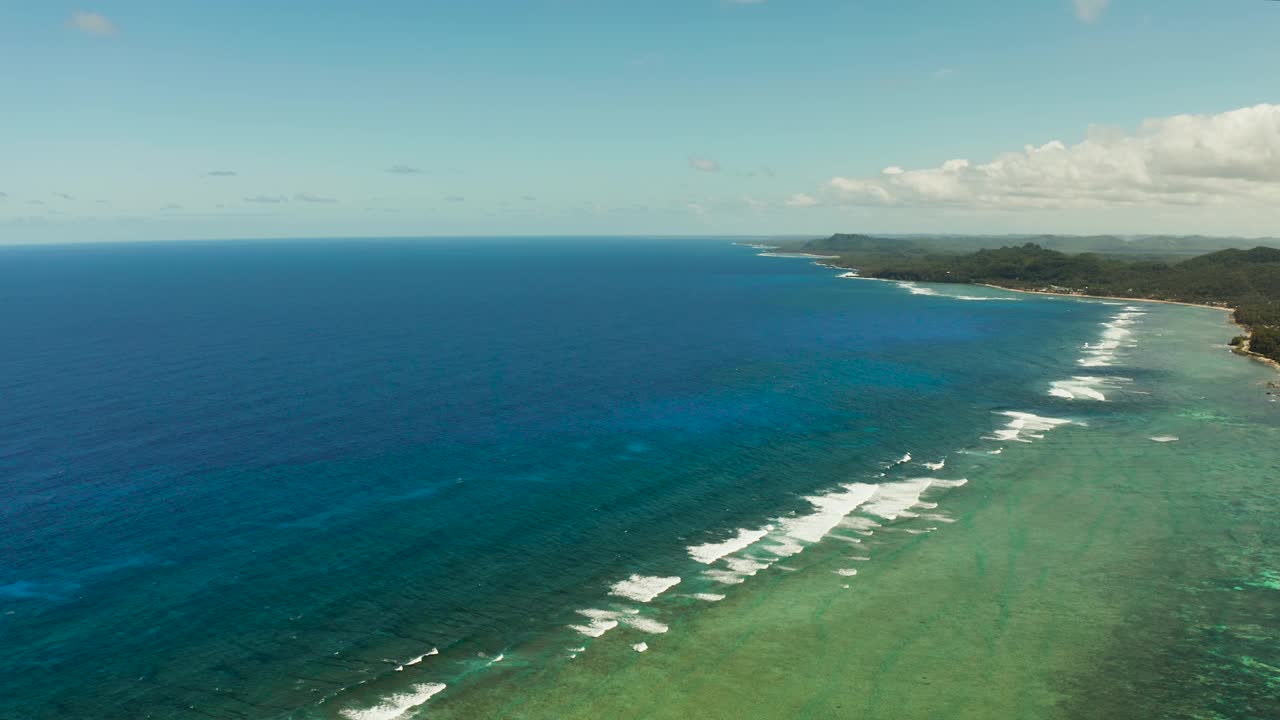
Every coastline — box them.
[828,261,1278,375]
[350,246,1280,720]
[419,296,1280,720]
[806,244,1278,374]
[969,282,1280,373]
[972,282,1232,312]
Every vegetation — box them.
[792,234,1280,365]
[799,232,1271,260]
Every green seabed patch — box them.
[1244,570,1280,592]
[416,448,1172,716]
[414,306,1279,720]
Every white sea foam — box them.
[896,282,940,297]
[622,616,669,634]
[704,569,747,585]
[692,593,726,602]
[1049,376,1109,401]
[758,252,839,259]
[569,609,622,637]
[1150,435,1180,443]
[570,606,667,637]
[987,411,1071,443]
[632,642,649,653]
[835,568,859,577]
[341,683,448,720]
[840,516,881,533]
[723,556,771,576]
[609,575,682,603]
[861,479,930,520]
[838,271,860,278]
[1073,307,1148,367]
[775,483,880,546]
[923,458,946,471]
[685,473,967,597]
[764,536,806,559]
[863,478,967,520]
[394,648,438,671]
[693,483,881,586]
[688,527,771,564]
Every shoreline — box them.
[423,295,1280,719]
[971,282,1232,312]
[356,247,1280,720]
[820,257,1278,375]
[796,243,1277,374]
[825,260,1278,374]
[969,283,1280,373]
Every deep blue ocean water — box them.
[0,238,1109,719]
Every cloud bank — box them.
[689,156,721,173]
[825,104,1280,211]
[785,193,818,208]
[70,11,117,36]
[1074,0,1110,23]
[295,193,337,204]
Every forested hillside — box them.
[802,235,1280,365]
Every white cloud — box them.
[689,156,721,173]
[295,193,337,204]
[826,104,1280,211]
[628,53,664,68]
[785,193,818,208]
[1074,0,1109,23]
[70,11,117,36]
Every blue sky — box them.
[2,1,1279,242]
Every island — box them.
[782,234,1280,367]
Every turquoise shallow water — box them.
[413,272,1280,720]
[2,239,1273,720]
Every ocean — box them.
[1,238,1276,720]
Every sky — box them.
[1,0,1279,243]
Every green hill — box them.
[810,239,1280,365]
